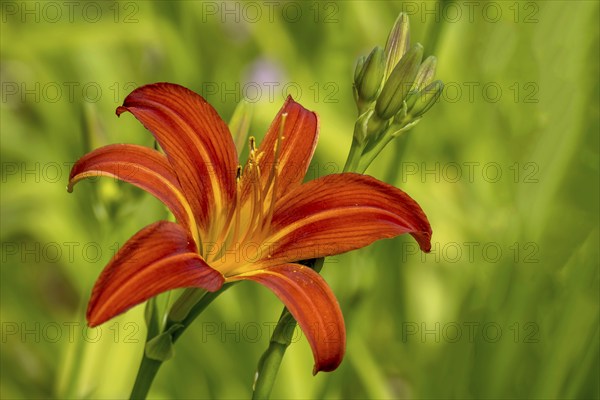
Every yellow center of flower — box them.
[202,114,287,277]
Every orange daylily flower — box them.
[68,83,431,373]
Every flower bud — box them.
[355,46,385,103]
[353,56,366,106]
[412,56,437,92]
[408,80,444,118]
[384,13,410,78]
[404,56,437,111]
[375,43,423,120]
[354,55,367,83]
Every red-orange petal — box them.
[87,221,224,327]
[68,143,195,231]
[116,83,238,236]
[240,96,318,201]
[264,173,432,264]
[230,263,345,374]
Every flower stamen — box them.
[231,165,242,247]
[242,137,264,243]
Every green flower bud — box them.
[404,56,436,111]
[384,13,411,78]
[354,55,367,83]
[375,43,424,120]
[356,46,385,102]
[408,80,444,118]
[353,56,366,106]
[404,89,419,113]
[412,55,437,92]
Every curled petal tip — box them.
[86,316,100,328]
[418,232,432,253]
[313,357,342,376]
[311,326,345,374]
[115,105,127,117]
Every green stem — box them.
[251,259,323,399]
[172,285,232,342]
[252,309,297,400]
[167,287,208,323]
[130,356,162,400]
[357,131,396,173]
[129,286,231,399]
[343,110,374,173]
[343,136,365,173]
[357,116,418,173]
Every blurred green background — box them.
[1,1,598,399]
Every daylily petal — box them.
[116,83,238,236]
[87,221,224,327]
[241,96,318,201]
[68,144,195,231]
[263,173,431,265]
[230,263,345,374]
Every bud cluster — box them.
[348,13,444,172]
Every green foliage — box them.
[1,1,598,399]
